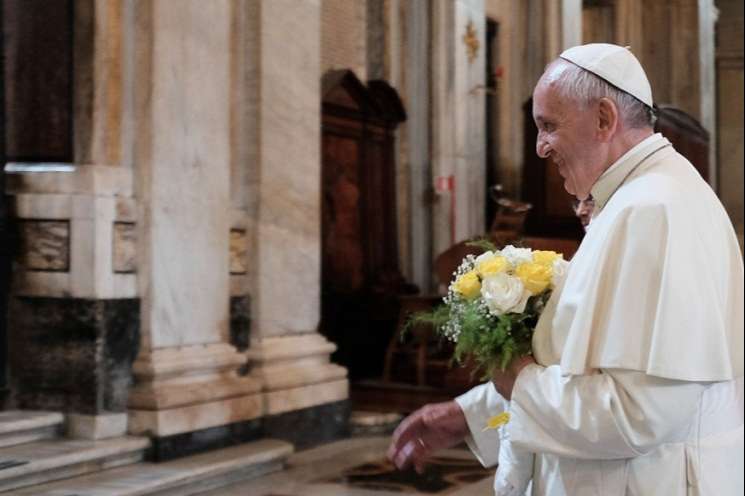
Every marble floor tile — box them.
[200,436,495,496]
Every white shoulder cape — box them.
[533,146,744,381]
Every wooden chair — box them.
[382,294,444,386]
[382,240,488,388]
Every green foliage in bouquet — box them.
[408,294,548,379]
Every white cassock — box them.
[456,133,744,495]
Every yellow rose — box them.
[476,255,509,277]
[453,270,481,299]
[516,262,552,295]
[532,250,561,266]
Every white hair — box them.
[551,61,657,129]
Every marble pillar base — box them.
[263,400,350,450]
[245,333,349,415]
[67,413,128,440]
[145,418,263,462]
[128,343,263,440]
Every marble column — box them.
[242,0,348,448]
[126,0,262,459]
[405,0,433,292]
[432,0,486,257]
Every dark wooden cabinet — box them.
[320,70,413,380]
[655,105,709,183]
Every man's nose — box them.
[536,136,550,158]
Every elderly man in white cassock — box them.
[388,43,744,496]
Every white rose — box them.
[499,245,533,267]
[551,258,570,287]
[480,272,531,316]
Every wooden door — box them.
[320,71,409,380]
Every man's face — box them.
[532,77,601,200]
[573,198,595,230]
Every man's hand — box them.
[491,356,536,400]
[387,400,469,474]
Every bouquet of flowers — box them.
[411,241,569,379]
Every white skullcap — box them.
[560,43,653,108]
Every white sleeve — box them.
[494,436,534,496]
[507,365,708,460]
[455,382,508,467]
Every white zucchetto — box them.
[560,43,654,108]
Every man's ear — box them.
[596,97,619,141]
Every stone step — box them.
[0,436,149,493]
[0,411,64,449]
[6,439,294,496]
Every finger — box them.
[393,439,416,470]
[413,438,430,474]
[388,412,425,459]
[394,438,429,471]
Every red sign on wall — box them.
[434,175,455,193]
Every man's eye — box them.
[543,123,555,132]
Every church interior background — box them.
[0,0,741,494]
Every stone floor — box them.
[199,436,495,496]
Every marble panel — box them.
[12,192,137,299]
[113,222,137,273]
[229,229,247,275]
[8,297,140,414]
[230,295,251,352]
[18,220,70,272]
